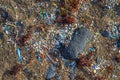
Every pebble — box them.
[59,27,92,60]
[93,70,96,73]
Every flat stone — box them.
[59,27,92,60]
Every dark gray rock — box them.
[45,64,57,80]
[67,27,92,59]
[59,27,92,60]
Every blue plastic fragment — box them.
[46,19,50,25]
[35,52,42,62]
[16,48,22,61]
[1,12,8,20]
[25,46,29,52]
[92,64,97,69]
[101,30,109,37]
[43,12,47,18]
[89,47,93,52]
[56,41,60,48]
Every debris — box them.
[64,27,92,60]
[45,64,57,80]
[1,11,8,20]
[1,0,120,80]
[35,52,42,62]
[16,48,22,62]
[89,47,94,52]
[101,30,110,37]
[0,32,4,40]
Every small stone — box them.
[59,27,92,60]
[93,70,96,73]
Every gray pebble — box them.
[59,27,92,60]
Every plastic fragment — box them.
[89,47,94,52]
[16,48,22,62]
[39,10,43,19]
[92,64,97,69]
[25,46,29,52]
[101,30,109,37]
[55,41,60,48]
[35,52,42,62]
[1,11,8,20]
[46,19,50,25]
[45,64,57,80]
[43,12,47,19]
[3,25,10,34]
[0,32,4,40]
[92,64,101,70]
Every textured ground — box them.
[0,0,120,80]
